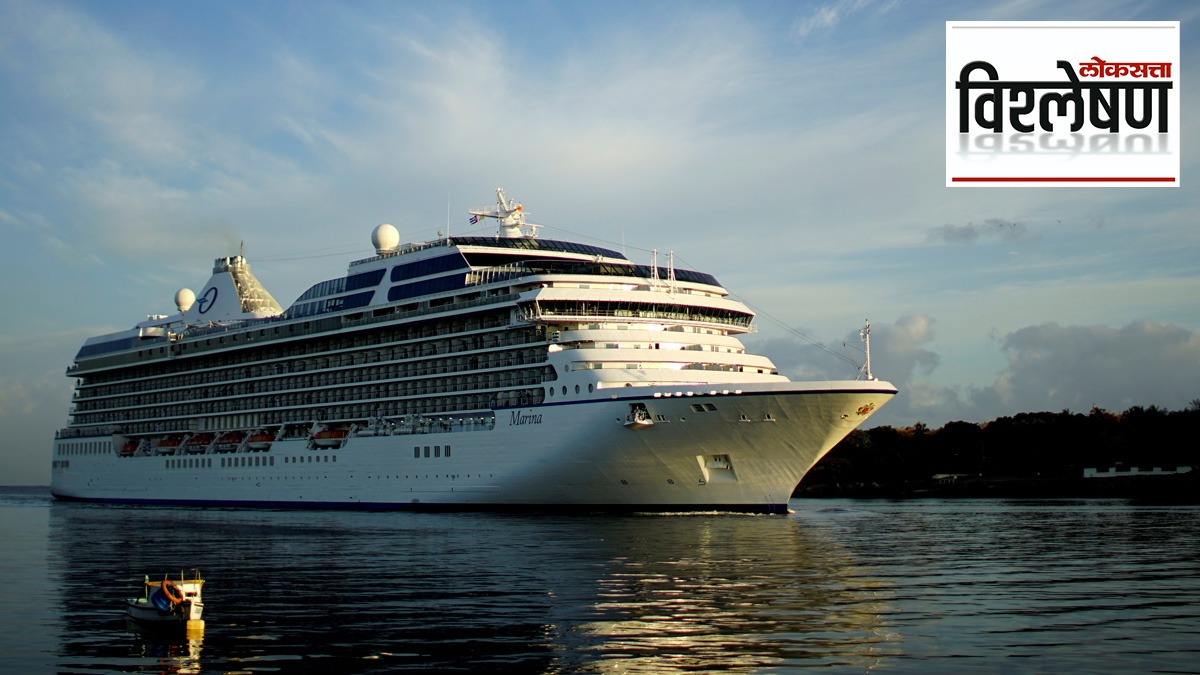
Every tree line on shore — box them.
[798,402,1200,498]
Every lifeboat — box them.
[183,434,214,453]
[155,437,182,454]
[245,431,274,451]
[212,431,245,453]
[311,428,348,449]
[120,441,139,457]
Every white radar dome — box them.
[175,288,196,312]
[372,223,400,254]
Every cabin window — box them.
[414,447,420,458]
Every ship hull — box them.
[50,382,894,514]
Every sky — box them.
[2,0,1199,485]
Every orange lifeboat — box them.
[184,433,214,453]
[246,431,274,451]
[120,441,139,457]
[311,428,348,448]
[155,437,182,454]
[213,431,245,453]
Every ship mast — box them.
[468,187,541,239]
[859,320,874,381]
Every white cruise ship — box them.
[50,189,896,513]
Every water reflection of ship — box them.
[550,516,901,672]
[49,503,897,672]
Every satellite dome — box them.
[371,223,400,253]
[175,288,196,312]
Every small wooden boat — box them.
[125,570,205,633]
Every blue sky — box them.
[2,0,1199,484]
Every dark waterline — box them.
[1,487,1198,673]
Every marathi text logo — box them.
[956,59,1172,134]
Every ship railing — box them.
[56,425,121,439]
[68,354,551,424]
[465,263,532,287]
[70,294,523,378]
[339,291,521,329]
[172,288,519,343]
[519,308,756,333]
[353,415,499,437]
[348,239,450,268]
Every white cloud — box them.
[873,319,1200,426]
[762,315,1200,428]
[746,314,940,392]
[2,2,203,163]
[0,378,37,418]
[984,320,1200,412]
[792,0,899,39]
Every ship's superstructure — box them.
[50,189,896,513]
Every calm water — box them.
[1,487,1197,673]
